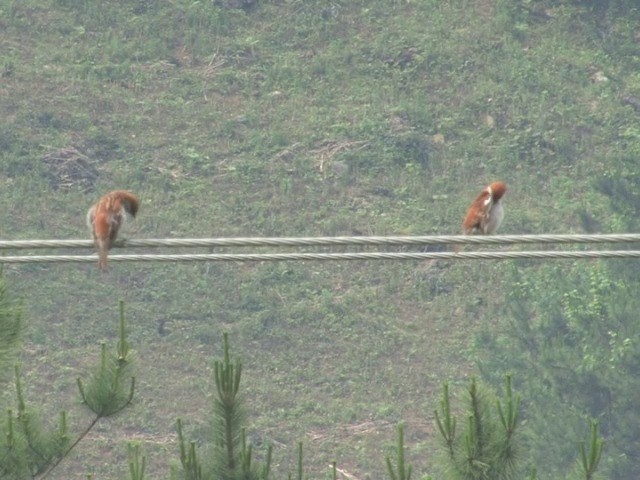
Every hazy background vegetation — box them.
[2,0,640,478]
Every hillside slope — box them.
[2,1,639,477]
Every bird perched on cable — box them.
[462,181,507,235]
[87,190,139,270]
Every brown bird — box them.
[87,190,139,270]
[462,181,507,235]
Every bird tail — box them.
[95,238,110,271]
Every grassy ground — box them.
[2,0,640,478]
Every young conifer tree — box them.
[0,298,136,479]
[432,375,604,480]
[174,333,271,480]
[433,376,521,480]
[0,272,70,479]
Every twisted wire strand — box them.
[1,234,640,250]
[2,250,640,264]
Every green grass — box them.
[2,0,640,477]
